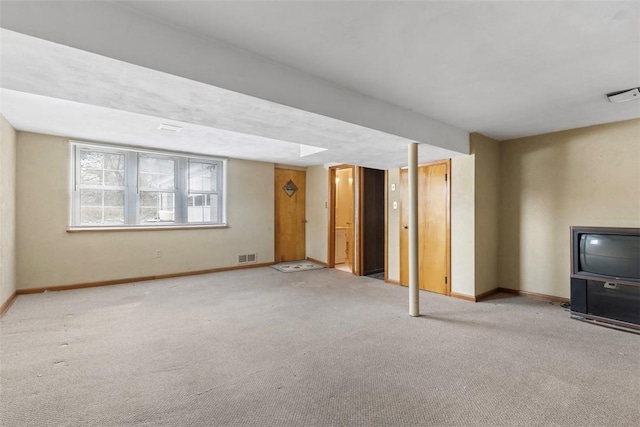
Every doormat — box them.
[271,260,325,273]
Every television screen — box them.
[579,234,640,280]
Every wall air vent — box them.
[238,254,257,264]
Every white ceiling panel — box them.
[1,0,639,169]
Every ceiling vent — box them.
[607,88,640,103]
[158,123,182,132]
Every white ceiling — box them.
[1,30,462,169]
[116,0,640,140]
[1,1,639,169]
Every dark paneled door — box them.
[362,168,385,275]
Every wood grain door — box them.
[399,161,449,294]
[275,168,306,262]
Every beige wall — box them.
[386,168,401,282]
[0,114,17,306]
[499,119,640,299]
[305,165,328,263]
[16,132,275,289]
[335,168,354,228]
[450,133,501,298]
[451,154,475,297]
[15,118,630,297]
[472,133,500,296]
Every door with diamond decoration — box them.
[275,168,306,262]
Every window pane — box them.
[80,189,102,206]
[79,151,125,186]
[139,192,175,223]
[80,150,103,170]
[105,154,125,170]
[79,189,124,225]
[187,193,219,223]
[80,168,103,185]
[139,157,175,190]
[80,207,104,224]
[104,190,124,206]
[79,150,103,185]
[104,170,124,186]
[104,207,125,223]
[189,162,217,192]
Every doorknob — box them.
[403,226,409,229]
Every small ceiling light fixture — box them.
[158,123,182,132]
[607,87,640,103]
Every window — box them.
[188,160,221,223]
[72,143,225,228]
[138,155,177,224]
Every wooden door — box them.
[399,162,449,294]
[275,168,306,262]
[361,167,386,275]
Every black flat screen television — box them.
[571,227,640,285]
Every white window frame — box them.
[137,152,179,225]
[186,158,224,225]
[71,142,227,228]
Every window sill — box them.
[67,224,229,233]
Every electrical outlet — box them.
[155,250,162,258]
[393,201,398,210]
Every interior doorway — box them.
[359,167,386,279]
[399,160,451,294]
[328,165,355,273]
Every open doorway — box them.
[328,165,355,273]
[328,165,386,278]
[359,167,386,280]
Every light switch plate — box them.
[393,201,398,209]
[391,183,396,191]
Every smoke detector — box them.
[607,87,640,103]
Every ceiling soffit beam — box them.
[0,1,469,155]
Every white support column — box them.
[408,143,420,317]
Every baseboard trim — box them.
[0,291,18,316]
[475,288,500,301]
[16,262,274,295]
[440,288,569,304]
[497,287,569,303]
[450,292,476,302]
[385,279,401,286]
[306,257,328,267]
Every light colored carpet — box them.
[270,260,325,273]
[1,268,639,426]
